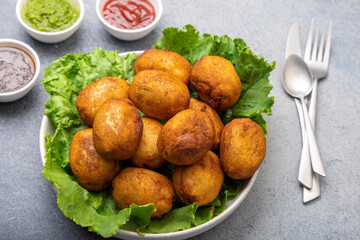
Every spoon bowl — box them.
[282,54,326,177]
[283,54,313,99]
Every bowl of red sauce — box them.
[0,39,40,102]
[96,0,163,41]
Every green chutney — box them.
[22,0,80,32]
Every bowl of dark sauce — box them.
[0,39,40,102]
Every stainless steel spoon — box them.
[282,54,325,177]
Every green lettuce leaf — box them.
[42,26,275,238]
[138,204,198,234]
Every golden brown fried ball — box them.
[76,77,129,126]
[93,98,143,160]
[130,118,165,169]
[188,98,224,150]
[157,109,215,165]
[134,49,192,85]
[172,151,224,206]
[129,70,190,120]
[190,56,242,111]
[69,128,121,191]
[112,167,175,218]
[220,118,266,179]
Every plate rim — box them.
[39,50,258,239]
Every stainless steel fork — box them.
[303,20,332,203]
[305,20,332,128]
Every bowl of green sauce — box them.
[16,0,84,43]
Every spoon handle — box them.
[309,78,318,129]
[301,98,326,177]
[295,98,313,188]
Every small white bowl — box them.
[16,0,85,43]
[0,39,40,102]
[96,0,163,41]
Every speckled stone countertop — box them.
[1,0,359,239]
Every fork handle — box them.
[302,78,322,202]
[308,78,326,176]
[303,173,320,203]
[301,98,326,177]
[309,78,318,129]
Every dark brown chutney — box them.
[0,46,35,93]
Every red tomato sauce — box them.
[102,0,156,30]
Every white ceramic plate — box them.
[39,51,258,240]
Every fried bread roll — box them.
[69,128,120,191]
[191,56,241,111]
[220,118,266,179]
[134,49,191,85]
[112,167,175,218]
[129,70,190,120]
[131,117,165,169]
[76,77,129,126]
[93,98,143,160]
[172,151,224,206]
[157,109,215,165]
[188,98,224,150]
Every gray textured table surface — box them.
[1,0,359,239]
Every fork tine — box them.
[323,21,332,66]
[317,24,326,62]
[304,19,314,61]
[311,24,319,61]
